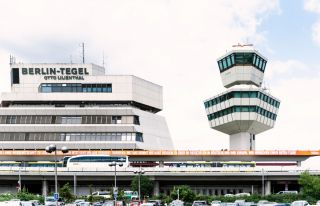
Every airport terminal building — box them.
[0,63,174,150]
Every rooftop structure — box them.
[204,44,280,150]
[0,63,174,150]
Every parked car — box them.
[276,191,298,195]
[224,194,235,197]
[45,197,64,206]
[140,204,155,206]
[91,191,112,199]
[235,193,250,197]
[74,199,86,206]
[234,200,245,206]
[102,201,114,206]
[290,201,309,206]
[192,201,208,206]
[148,200,163,206]
[92,202,104,206]
[78,202,91,206]
[124,191,139,200]
[316,201,320,206]
[170,200,184,206]
[211,201,221,206]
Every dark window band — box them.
[0,132,143,142]
[217,52,267,73]
[204,91,280,109]
[0,115,140,125]
[39,83,112,93]
[207,106,277,121]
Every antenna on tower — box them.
[102,51,105,68]
[81,42,85,63]
[9,55,16,65]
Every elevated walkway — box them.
[0,149,318,162]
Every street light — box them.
[109,161,123,206]
[45,145,69,206]
[134,167,145,203]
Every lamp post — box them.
[109,161,123,206]
[45,145,69,206]
[134,167,145,203]
[262,168,265,196]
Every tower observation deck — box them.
[204,44,280,150]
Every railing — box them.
[0,166,317,174]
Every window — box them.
[11,68,20,84]
[218,52,267,73]
[39,83,112,93]
[207,106,277,121]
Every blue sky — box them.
[261,0,318,61]
[0,0,319,167]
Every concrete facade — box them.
[0,63,174,150]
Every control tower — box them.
[204,44,280,150]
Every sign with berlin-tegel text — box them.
[20,67,90,81]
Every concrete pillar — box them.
[74,173,77,196]
[265,181,271,195]
[230,132,255,150]
[285,183,288,191]
[153,181,159,196]
[42,180,48,197]
[297,161,301,167]
[158,161,164,167]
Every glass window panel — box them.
[242,92,249,98]
[226,56,231,67]
[218,61,223,71]
[222,59,227,69]
[231,54,235,64]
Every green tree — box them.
[298,171,320,201]
[59,183,74,203]
[131,175,154,199]
[170,185,195,203]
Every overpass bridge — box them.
[0,149,318,196]
[0,167,316,197]
[0,150,319,163]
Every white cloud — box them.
[304,0,320,13]
[304,0,320,46]
[265,59,307,80]
[7,0,320,153]
[312,21,320,45]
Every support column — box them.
[230,132,255,150]
[74,173,77,196]
[265,181,271,195]
[153,181,160,196]
[158,161,164,168]
[42,180,48,197]
[285,183,289,191]
[297,161,301,167]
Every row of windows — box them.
[204,91,280,108]
[217,52,267,73]
[0,132,143,142]
[0,115,140,125]
[69,156,127,163]
[207,106,277,121]
[39,83,112,93]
